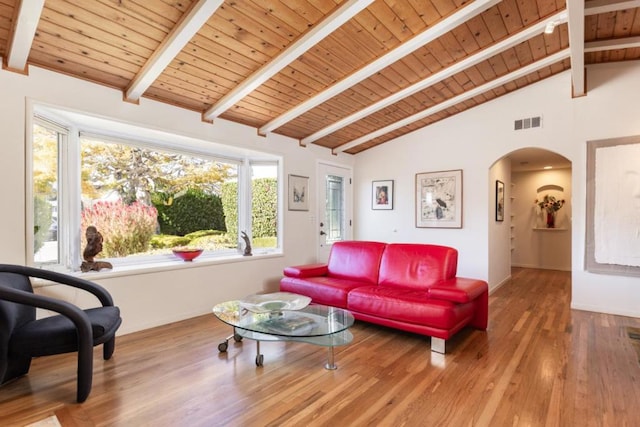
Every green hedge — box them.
[153,188,225,236]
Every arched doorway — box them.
[489,148,572,287]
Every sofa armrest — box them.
[283,263,328,278]
[428,278,488,303]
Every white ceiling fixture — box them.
[5,0,45,73]
[258,0,501,136]
[335,49,570,153]
[125,0,223,103]
[301,11,568,146]
[202,0,374,123]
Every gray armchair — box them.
[0,264,121,402]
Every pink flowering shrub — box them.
[81,200,158,258]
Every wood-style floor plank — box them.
[1,268,640,426]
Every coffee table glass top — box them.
[213,299,354,339]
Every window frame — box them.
[27,103,283,272]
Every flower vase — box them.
[546,211,555,228]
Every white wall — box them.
[354,61,640,317]
[0,65,354,334]
[488,157,512,288]
[511,168,572,271]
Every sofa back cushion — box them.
[378,244,458,290]
[327,241,386,285]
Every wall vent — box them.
[514,116,542,131]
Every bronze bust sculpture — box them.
[80,226,113,272]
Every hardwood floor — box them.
[2,268,640,426]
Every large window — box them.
[30,106,281,271]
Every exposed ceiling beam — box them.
[125,0,223,103]
[301,10,568,146]
[566,0,585,97]
[4,0,45,73]
[258,0,501,136]
[335,49,571,153]
[584,0,640,15]
[202,0,374,123]
[585,36,640,52]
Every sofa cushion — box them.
[348,286,474,330]
[326,241,386,285]
[378,244,458,290]
[280,276,367,308]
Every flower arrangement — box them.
[535,194,566,213]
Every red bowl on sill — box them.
[172,248,203,262]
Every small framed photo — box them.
[372,180,393,210]
[495,180,505,221]
[415,169,463,228]
[288,174,309,211]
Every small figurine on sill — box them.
[80,226,113,272]
[241,231,252,256]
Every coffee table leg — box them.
[255,341,264,367]
[325,346,337,370]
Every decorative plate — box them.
[239,292,311,313]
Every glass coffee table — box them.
[213,297,354,370]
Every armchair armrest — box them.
[283,263,328,278]
[428,277,488,303]
[0,264,114,307]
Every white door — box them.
[317,162,352,262]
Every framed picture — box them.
[415,169,463,228]
[372,180,393,210]
[586,135,640,277]
[288,174,309,211]
[495,180,505,221]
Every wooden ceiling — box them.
[1,1,639,154]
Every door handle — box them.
[320,230,326,236]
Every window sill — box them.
[33,251,283,287]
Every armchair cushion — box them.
[9,306,121,357]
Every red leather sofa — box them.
[280,241,488,353]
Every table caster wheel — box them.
[233,334,243,342]
[255,354,264,367]
[218,341,228,353]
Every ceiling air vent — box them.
[514,116,542,131]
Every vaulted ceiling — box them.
[1,0,639,154]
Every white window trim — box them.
[27,101,283,273]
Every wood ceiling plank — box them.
[536,0,559,18]
[144,86,211,111]
[35,20,147,68]
[596,12,617,39]
[352,8,400,51]
[527,33,548,60]
[31,38,136,80]
[383,0,429,34]
[465,14,495,48]
[481,4,509,41]
[451,22,481,55]
[584,14,598,41]
[543,29,562,53]
[34,28,143,72]
[57,0,167,42]
[367,0,417,42]
[612,9,637,37]
[201,14,280,59]
[513,40,534,65]
[514,0,541,27]
[487,52,508,76]
[430,0,459,17]
[189,34,267,71]
[501,48,521,72]
[406,0,444,26]
[497,0,525,34]
[241,0,314,34]
[28,49,131,88]
[425,38,456,68]
[42,1,159,52]
[215,2,292,50]
[96,0,184,32]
